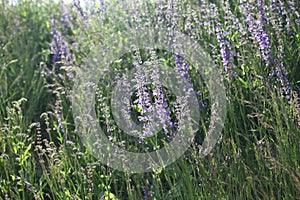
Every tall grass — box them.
[0,0,299,199]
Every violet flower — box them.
[240,1,271,66]
[60,2,74,30]
[73,0,86,19]
[215,25,232,74]
[50,19,72,63]
[149,49,173,135]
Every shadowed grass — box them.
[0,0,299,199]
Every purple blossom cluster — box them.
[60,3,74,30]
[54,90,65,135]
[240,1,272,67]
[238,0,292,99]
[94,83,115,133]
[132,46,154,137]
[174,54,191,84]
[174,54,205,113]
[50,19,72,63]
[149,49,173,135]
[141,185,153,200]
[73,0,86,19]
[268,0,291,97]
[199,1,217,35]
[221,0,242,35]
[47,2,77,81]
[257,0,269,25]
[274,60,290,98]
[215,25,232,75]
[69,0,297,161]
[46,4,78,140]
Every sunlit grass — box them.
[0,0,299,199]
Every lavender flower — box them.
[53,91,65,135]
[132,46,154,137]
[50,19,72,63]
[149,49,173,135]
[174,54,191,84]
[200,1,216,35]
[73,0,86,19]
[240,1,271,66]
[141,186,153,200]
[274,60,290,97]
[257,0,269,25]
[60,2,73,30]
[116,72,135,129]
[215,25,232,74]
[269,0,291,97]
[174,53,206,113]
[93,84,115,133]
[291,90,300,128]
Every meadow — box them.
[0,0,299,199]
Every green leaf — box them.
[20,143,32,165]
[237,77,249,89]
[4,59,18,69]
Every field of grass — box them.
[0,0,299,199]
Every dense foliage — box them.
[0,0,299,199]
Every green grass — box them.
[0,0,299,199]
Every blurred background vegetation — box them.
[0,0,299,199]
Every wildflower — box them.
[174,54,191,84]
[73,0,86,19]
[50,19,72,63]
[54,91,65,135]
[60,2,73,30]
[268,0,291,97]
[141,185,153,200]
[148,49,174,135]
[240,0,272,67]
[131,46,154,137]
[215,25,232,74]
